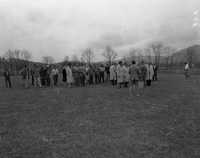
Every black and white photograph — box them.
[0,0,200,157]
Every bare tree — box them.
[163,46,175,69]
[42,56,55,64]
[21,49,32,61]
[150,42,164,66]
[129,48,137,61]
[13,49,21,59]
[63,56,69,62]
[71,54,79,62]
[102,45,117,65]
[135,48,143,63]
[4,49,32,61]
[81,48,94,64]
[143,48,153,63]
[186,47,196,67]
[4,49,14,60]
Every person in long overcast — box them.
[153,64,158,81]
[80,65,86,87]
[3,67,12,88]
[46,65,51,87]
[20,65,30,88]
[105,64,110,81]
[146,63,154,86]
[99,64,105,83]
[66,63,73,88]
[110,63,117,86]
[116,61,124,88]
[88,65,94,85]
[137,61,147,95]
[30,65,35,86]
[62,65,67,84]
[123,62,129,88]
[51,65,59,87]
[34,65,41,88]
[39,66,45,87]
[129,60,139,96]
[93,65,99,84]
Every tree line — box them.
[0,41,198,75]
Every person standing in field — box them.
[85,65,90,86]
[62,65,67,83]
[95,65,100,84]
[30,65,35,87]
[184,62,190,79]
[3,67,12,88]
[88,65,94,85]
[129,60,139,96]
[137,61,147,95]
[51,65,59,86]
[66,64,73,88]
[122,63,129,88]
[146,63,154,86]
[80,65,86,87]
[46,65,51,87]
[20,65,30,88]
[39,66,45,87]
[99,64,105,83]
[105,64,110,81]
[110,63,117,86]
[34,65,41,88]
[116,61,124,88]
[153,64,158,81]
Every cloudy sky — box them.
[0,0,199,61]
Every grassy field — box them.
[0,73,200,158]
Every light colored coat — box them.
[116,64,124,83]
[123,65,129,82]
[146,64,154,80]
[65,66,73,83]
[110,65,117,80]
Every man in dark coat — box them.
[62,66,67,82]
[3,68,12,88]
[153,64,158,81]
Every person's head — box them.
[119,61,122,65]
[132,60,136,65]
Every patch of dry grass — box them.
[0,73,200,158]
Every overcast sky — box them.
[0,0,199,61]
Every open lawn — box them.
[0,73,200,158]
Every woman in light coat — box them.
[110,63,117,86]
[116,61,124,88]
[146,63,154,86]
[122,63,129,87]
[65,64,73,87]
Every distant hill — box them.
[172,45,200,64]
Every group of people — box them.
[19,64,60,88]
[109,60,158,95]
[2,61,158,92]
